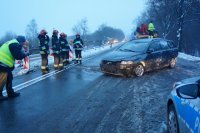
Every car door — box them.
[145,41,163,71]
[159,40,171,66]
[177,84,200,133]
[167,40,178,58]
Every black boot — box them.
[8,92,20,98]
[75,60,78,64]
[80,60,82,64]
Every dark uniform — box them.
[73,34,84,64]
[0,36,29,100]
[52,30,61,69]
[38,29,50,74]
[59,33,70,66]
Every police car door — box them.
[177,83,200,133]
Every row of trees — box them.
[0,18,125,51]
[136,0,200,56]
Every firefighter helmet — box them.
[76,33,80,37]
[40,29,47,35]
[60,32,67,38]
[53,30,59,35]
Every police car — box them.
[167,76,200,133]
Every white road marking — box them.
[3,56,94,95]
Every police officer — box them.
[38,29,50,74]
[52,30,60,70]
[0,36,29,100]
[73,34,84,64]
[59,33,69,66]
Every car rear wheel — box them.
[168,104,179,133]
[169,58,176,68]
[134,64,144,77]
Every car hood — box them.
[102,50,146,62]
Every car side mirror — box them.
[147,49,154,54]
[176,84,199,99]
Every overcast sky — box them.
[0,0,146,37]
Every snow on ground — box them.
[178,52,200,61]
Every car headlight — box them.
[121,61,134,65]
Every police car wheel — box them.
[134,64,144,77]
[168,104,179,133]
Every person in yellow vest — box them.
[0,36,29,101]
[148,21,155,38]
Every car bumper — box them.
[100,63,133,76]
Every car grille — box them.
[101,61,120,73]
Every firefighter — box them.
[38,29,50,74]
[73,34,84,64]
[0,36,29,100]
[148,21,155,38]
[52,29,60,70]
[59,33,69,66]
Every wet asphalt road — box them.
[0,49,200,133]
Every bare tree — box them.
[25,19,38,49]
[72,25,81,35]
[137,0,200,54]
[72,18,89,41]
[0,31,17,45]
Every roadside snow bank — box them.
[178,52,200,61]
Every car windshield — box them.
[118,41,149,52]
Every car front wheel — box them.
[134,64,144,77]
[169,58,176,68]
[168,104,179,133]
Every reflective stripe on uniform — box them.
[74,41,81,44]
[40,51,45,54]
[41,66,46,69]
[41,46,46,50]
[62,49,67,51]
[54,64,58,67]
[59,64,63,67]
